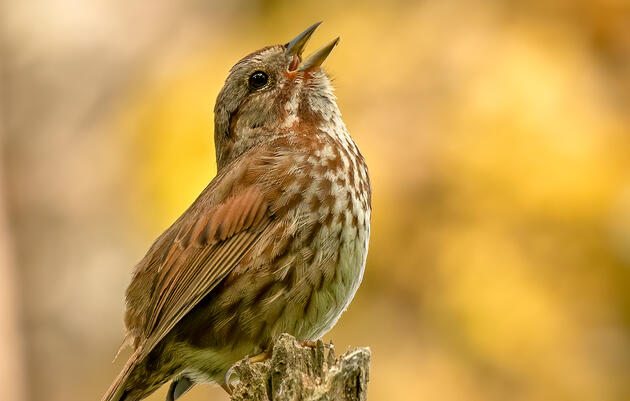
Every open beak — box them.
[285,22,339,72]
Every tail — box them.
[101,347,144,401]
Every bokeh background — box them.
[2,1,630,400]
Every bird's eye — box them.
[248,71,268,90]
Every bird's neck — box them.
[280,75,352,146]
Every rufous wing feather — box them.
[142,185,270,354]
[103,157,276,401]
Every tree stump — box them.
[230,334,370,401]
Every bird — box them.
[101,22,371,401]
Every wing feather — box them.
[125,163,273,358]
[143,223,271,355]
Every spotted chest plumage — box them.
[259,126,371,342]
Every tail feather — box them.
[101,347,144,401]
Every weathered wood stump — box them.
[230,334,370,401]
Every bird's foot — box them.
[223,350,271,395]
[249,350,271,363]
[220,381,233,396]
[299,339,332,349]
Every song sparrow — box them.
[102,22,371,401]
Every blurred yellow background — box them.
[2,1,630,400]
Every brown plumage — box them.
[102,22,371,401]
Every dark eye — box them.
[248,71,268,90]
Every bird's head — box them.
[214,22,340,170]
